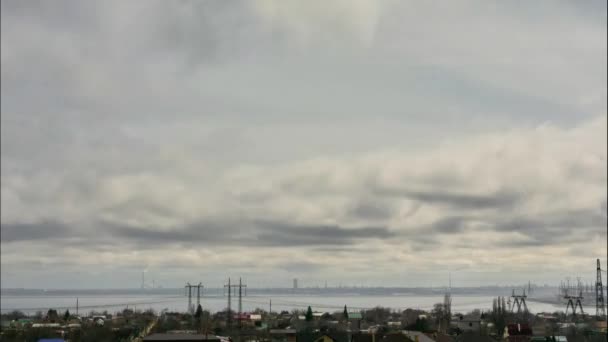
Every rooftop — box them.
[270,329,297,334]
[403,331,434,342]
[143,334,221,342]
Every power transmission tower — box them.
[239,278,243,320]
[185,282,204,314]
[224,278,246,329]
[185,283,193,313]
[564,289,584,319]
[238,278,247,328]
[184,283,204,313]
[441,292,452,333]
[224,278,233,328]
[596,259,606,320]
[510,289,528,314]
[196,283,203,308]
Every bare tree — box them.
[490,296,507,337]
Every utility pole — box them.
[596,259,606,320]
[76,298,79,316]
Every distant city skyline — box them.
[1,0,606,289]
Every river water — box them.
[1,293,584,316]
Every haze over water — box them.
[0,292,578,316]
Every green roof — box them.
[348,312,362,319]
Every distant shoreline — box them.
[1,286,563,298]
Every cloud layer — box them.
[1,0,606,288]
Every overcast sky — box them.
[1,0,606,289]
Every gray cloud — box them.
[105,220,394,248]
[0,221,72,243]
[377,188,522,210]
[495,208,606,232]
[426,216,469,234]
[277,261,325,273]
[493,208,607,244]
[348,200,395,221]
[406,203,607,248]
[255,222,394,246]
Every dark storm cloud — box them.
[0,221,72,242]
